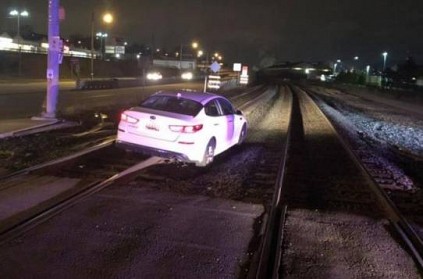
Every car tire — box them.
[237,124,247,145]
[196,139,216,167]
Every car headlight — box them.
[181,72,193,80]
[147,72,162,80]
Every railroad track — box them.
[5,83,419,277]
[0,139,163,244]
[248,84,423,278]
[0,85,274,246]
[299,84,423,270]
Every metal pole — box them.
[382,52,388,72]
[17,14,22,76]
[179,44,182,69]
[44,0,60,119]
[383,56,386,72]
[90,11,94,80]
[203,75,207,92]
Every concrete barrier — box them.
[77,78,143,90]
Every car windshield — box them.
[140,95,203,116]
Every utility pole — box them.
[90,11,94,80]
[179,44,183,69]
[44,0,61,119]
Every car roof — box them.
[152,90,224,105]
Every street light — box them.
[352,56,359,72]
[9,9,29,76]
[382,51,388,71]
[103,13,113,24]
[179,41,198,69]
[91,11,113,79]
[96,32,108,59]
[366,65,371,83]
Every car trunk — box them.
[125,108,196,142]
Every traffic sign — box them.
[210,61,221,73]
[233,63,241,72]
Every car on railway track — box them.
[116,90,247,167]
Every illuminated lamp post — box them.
[9,9,29,76]
[90,11,113,80]
[333,63,338,74]
[382,51,388,72]
[179,41,198,69]
[366,65,370,83]
[96,32,108,59]
[353,56,359,72]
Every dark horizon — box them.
[0,0,422,68]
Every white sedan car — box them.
[116,90,247,167]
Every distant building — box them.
[153,58,196,70]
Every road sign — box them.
[241,66,248,76]
[233,63,241,72]
[210,61,221,73]
[240,65,249,85]
[207,75,221,89]
[50,36,63,52]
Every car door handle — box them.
[214,123,219,126]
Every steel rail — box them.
[248,85,293,279]
[297,84,423,272]
[0,156,163,245]
[0,86,275,245]
[0,137,116,181]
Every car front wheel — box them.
[196,139,215,167]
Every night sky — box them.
[0,0,422,68]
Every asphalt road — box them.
[0,80,204,119]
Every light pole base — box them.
[33,112,57,121]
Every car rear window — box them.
[140,95,203,116]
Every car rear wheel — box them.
[196,139,215,167]
[237,124,247,145]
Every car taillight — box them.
[121,113,139,124]
[169,124,203,133]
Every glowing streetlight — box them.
[96,32,108,59]
[180,41,199,69]
[102,13,114,24]
[382,51,388,71]
[352,56,359,72]
[9,9,29,75]
[366,65,370,82]
[91,11,114,79]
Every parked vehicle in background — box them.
[116,90,247,167]
[181,71,193,80]
[146,72,162,80]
